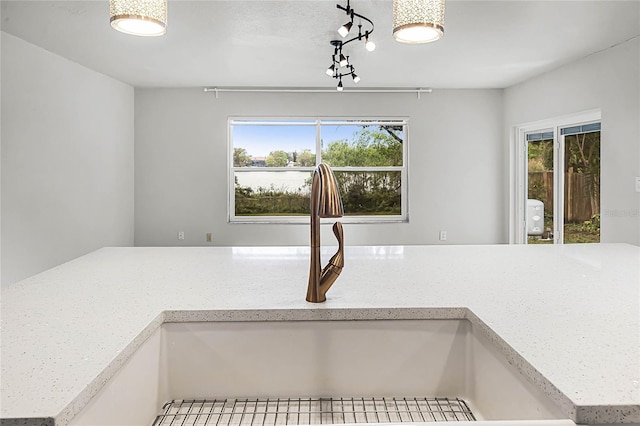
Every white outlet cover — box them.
[636,177,640,193]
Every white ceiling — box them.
[1,0,639,89]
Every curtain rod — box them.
[203,87,433,99]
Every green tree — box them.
[297,149,315,167]
[321,127,402,215]
[565,132,600,218]
[527,140,553,171]
[322,128,402,167]
[233,147,253,167]
[266,150,289,167]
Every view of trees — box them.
[322,128,402,167]
[265,150,289,167]
[323,128,402,215]
[295,149,315,167]
[564,132,600,217]
[527,139,553,204]
[233,126,403,216]
[233,147,253,167]
[527,131,600,244]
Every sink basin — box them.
[69,319,572,426]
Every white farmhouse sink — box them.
[69,320,573,426]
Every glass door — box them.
[525,131,555,244]
[522,122,601,244]
[560,124,601,243]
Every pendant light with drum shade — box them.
[393,0,445,44]
[110,0,168,37]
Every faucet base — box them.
[305,295,327,303]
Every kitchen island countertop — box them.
[1,244,639,425]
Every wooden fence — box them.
[528,171,599,222]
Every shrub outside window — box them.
[229,118,408,223]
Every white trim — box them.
[229,118,409,126]
[555,133,563,244]
[227,120,233,228]
[402,120,409,221]
[233,167,316,173]
[229,120,316,126]
[315,123,322,167]
[230,215,408,225]
[319,120,408,126]
[232,166,403,173]
[509,109,601,244]
[509,125,526,244]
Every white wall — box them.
[1,32,135,285]
[504,37,640,245]
[134,89,505,247]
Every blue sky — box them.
[232,124,362,158]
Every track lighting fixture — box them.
[325,0,375,90]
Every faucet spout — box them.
[306,164,344,303]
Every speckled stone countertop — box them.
[1,244,639,426]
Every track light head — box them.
[365,37,376,52]
[352,73,360,83]
[338,21,353,37]
[339,54,348,67]
[326,64,336,76]
[337,80,344,91]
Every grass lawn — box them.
[563,223,600,243]
[528,218,600,244]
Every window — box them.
[229,119,408,223]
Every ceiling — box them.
[1,0,639,89]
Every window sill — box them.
[229,216,408,225]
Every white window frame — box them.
[228,117,409,224]
[509,109,601,244]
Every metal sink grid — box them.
[152,397,476,426]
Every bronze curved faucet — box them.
[306,163,345,303]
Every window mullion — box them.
[320,119,408,126]
[233,167,315,173]
[316,120,322,165]
[230,120,316,126]
[329,166,402,172]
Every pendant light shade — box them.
[393,0,445,44]
[110,0,167,37]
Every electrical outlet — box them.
[178,231,185,240]
[636,177,640,193]
[439,231,447,241]
[206,233,212,243]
